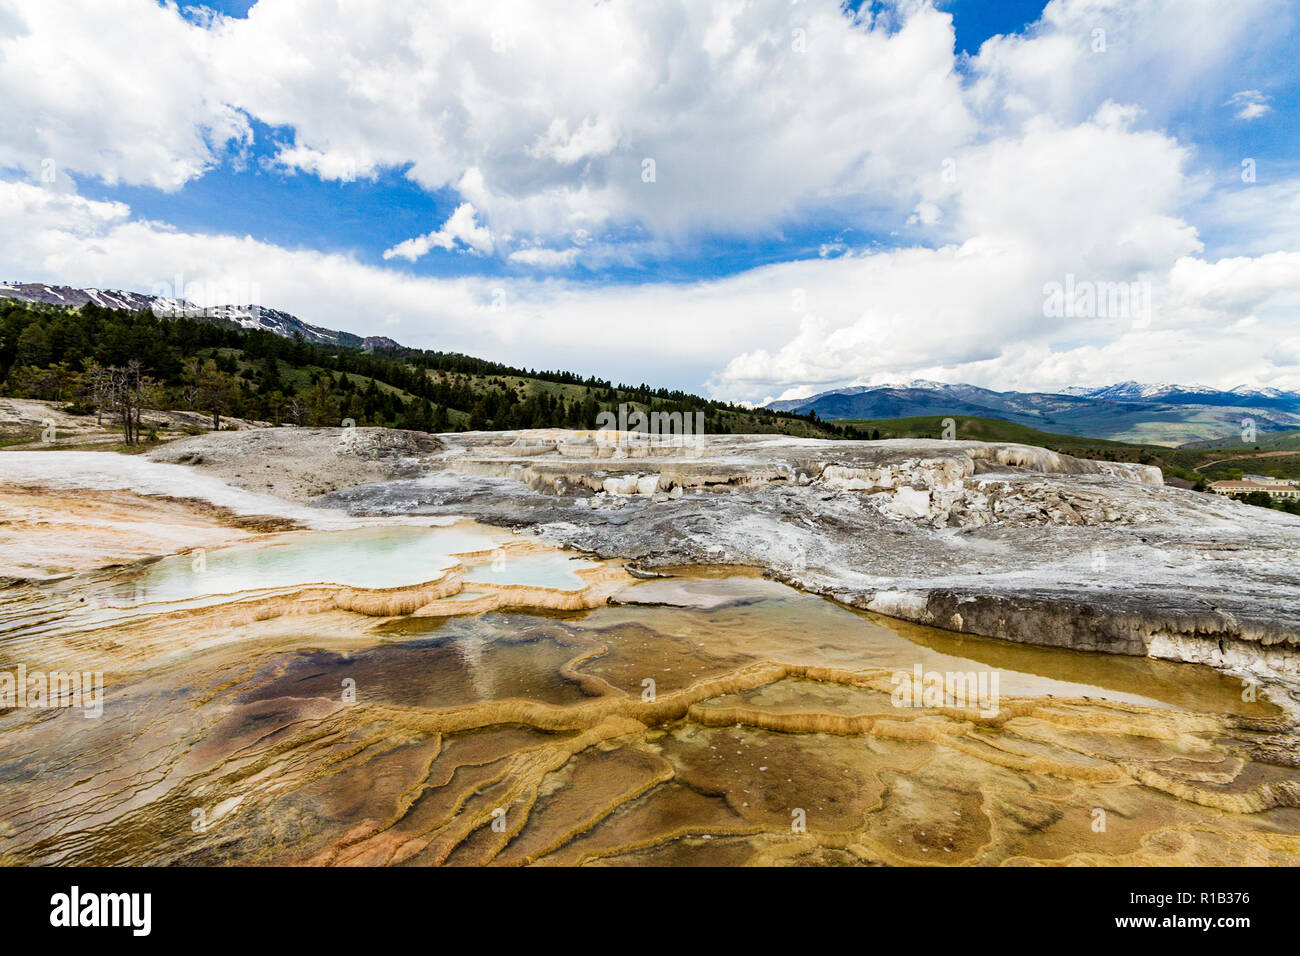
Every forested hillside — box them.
[0,300,859,441]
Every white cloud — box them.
[273,144,377,183]
[1225,89,1272,120]
[1268,337,1300,367]
[198,0,975,244]
[1168,251,1300,317]
[507,246,580,268]
[0,181,130,236]
[527,117,621,166]
[3,175,1298,400]
[710,108,1212,397]
[382,203,494,261]
[967,0,1291,129]
[0,0,250,189]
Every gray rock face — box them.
[147,427,442,500]
[302,430,1300,699]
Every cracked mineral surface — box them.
[1,428,1298,866]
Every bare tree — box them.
[285,395,304,427]
[103,361,153,445]
[82,360,109,426]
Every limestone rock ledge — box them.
[857,588,1299,682]
[14,427,1295,698]
[301,429,1300,700]
[436,431,1163,528]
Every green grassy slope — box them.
[1181,428,1300,451]
[838,415,1138,449]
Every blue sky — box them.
[4,0,1300,400]
[126,0,1298,280]
[132,0,1066,284]
[943,0,1049,55]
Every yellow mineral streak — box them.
[0,485,297,577]
[1,485,1297,866]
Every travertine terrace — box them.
[1,427,1297,867]
[148,427,1299,695]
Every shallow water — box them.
[603,575,1272,715]
[1,544,1296,867]
[241,625,596,709]
[111,523,598,603]
[462,551,601,591]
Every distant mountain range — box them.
[0,283,402,352]
[1061,381,1300,404]
[765,379,1300,447]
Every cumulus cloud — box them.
[6,0,967,246]
[274,144,378,183]
[382,203,494,261]
[966,0,1290,128]
[710,106,1211,397]
[1168,251,1300,321]
[527,117,621,166]
[0,0,250,189]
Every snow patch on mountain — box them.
[0,283,403,351]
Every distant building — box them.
[1210,479,1300,499]
[1241,474,1299,485]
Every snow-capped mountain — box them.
[1075,381,1234,401]
[764,379,1300,445]
[0,283,161,312]
[868,379,984,394]
[1229,384,1295,400]
[0,283,403,351]
[1070,381,1300,403]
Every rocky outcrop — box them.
[307,429,1299,698]
[435,432,1163,530]
[8,427,1298,700]
[148,426,443,500]
[860,588,1300,677]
